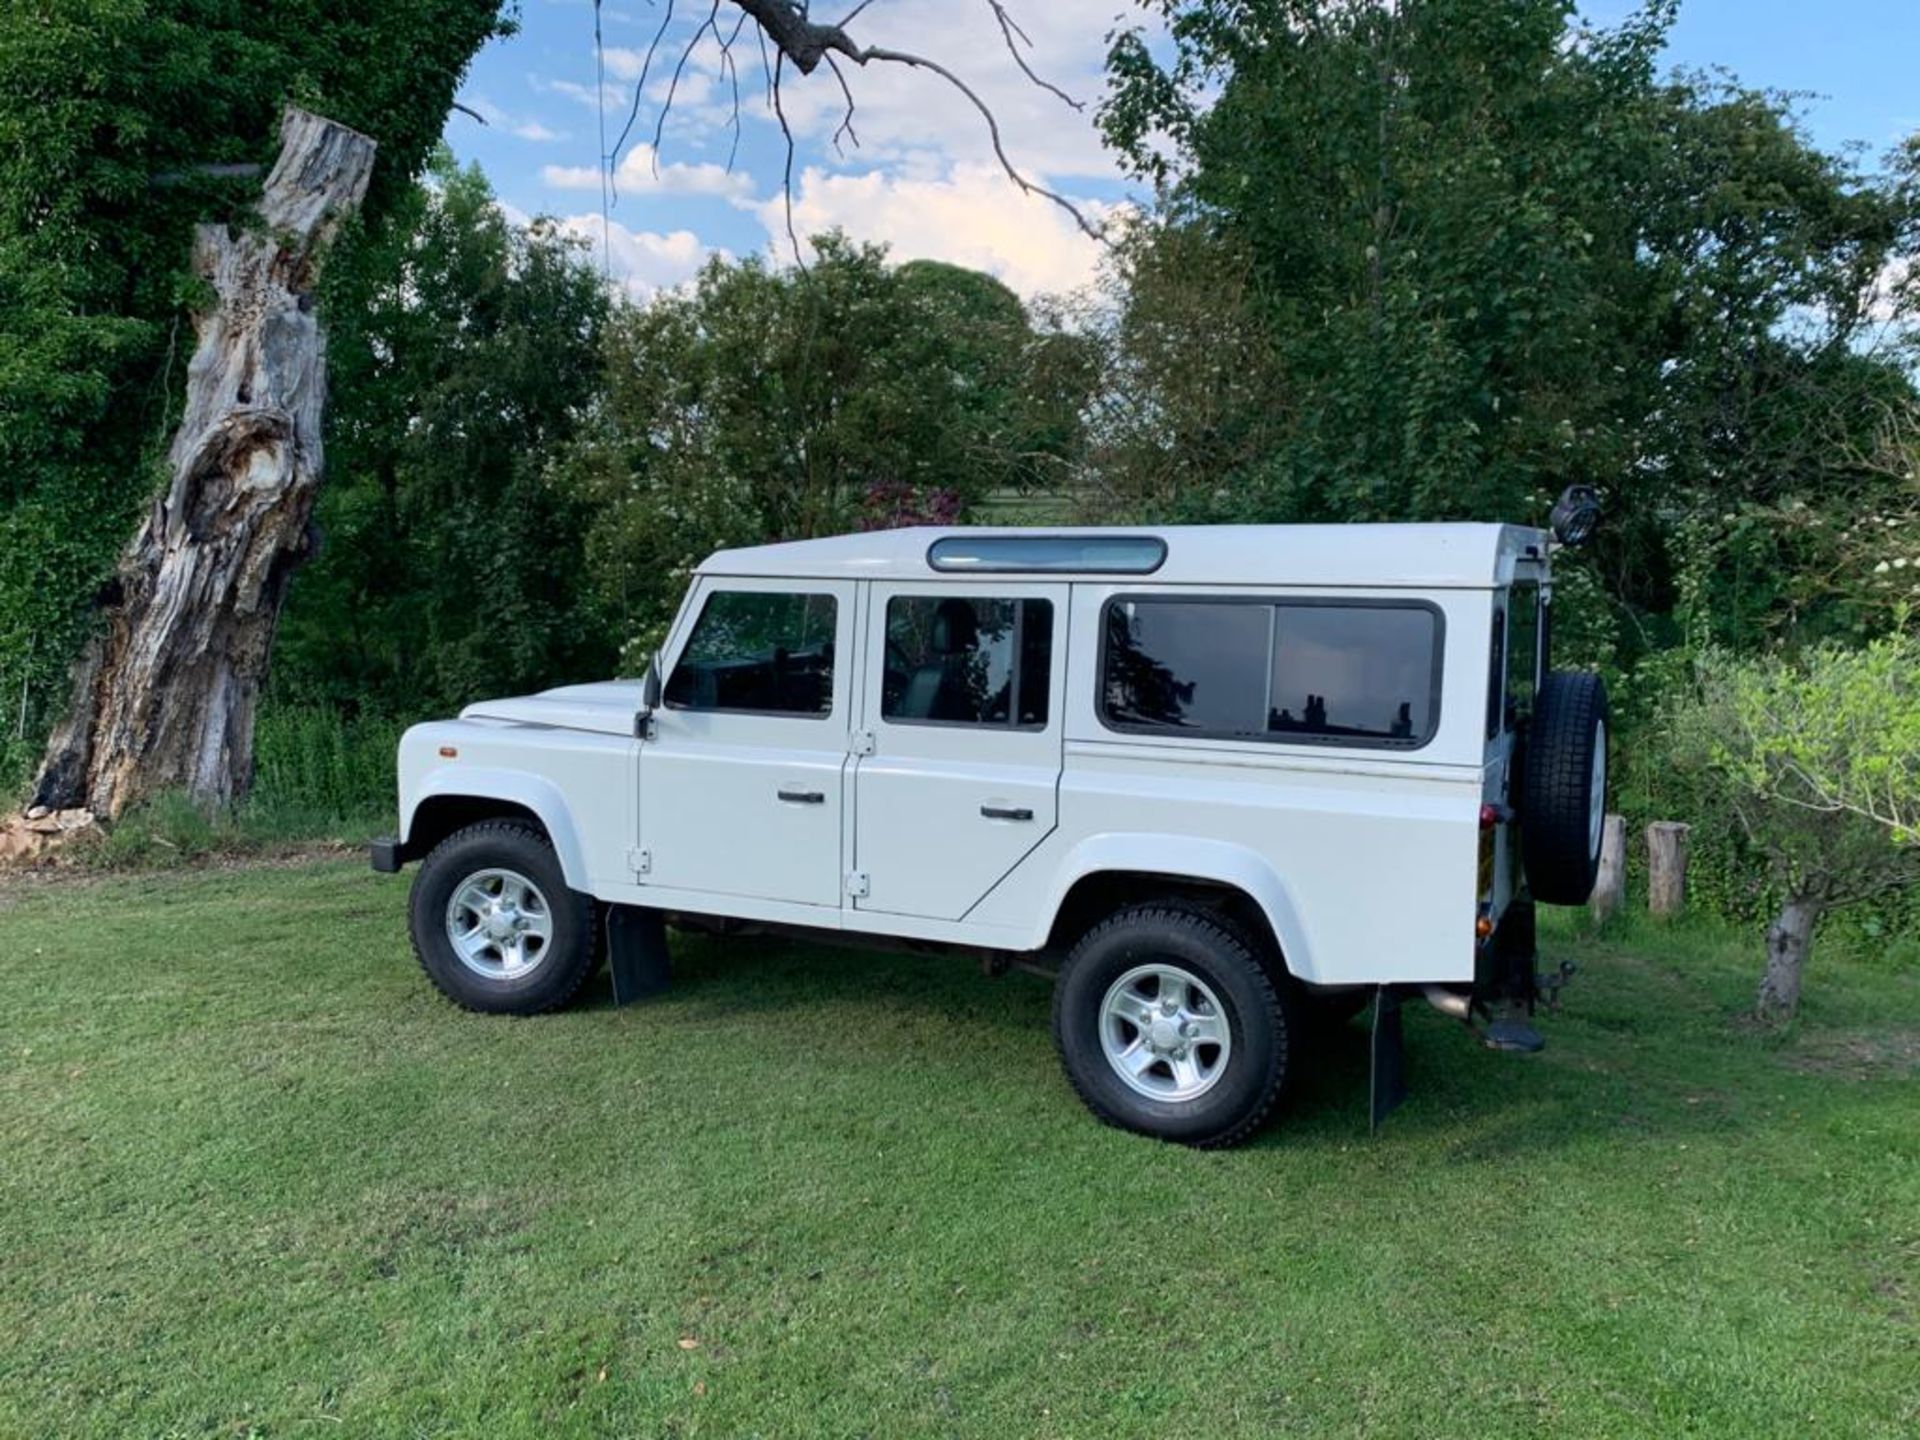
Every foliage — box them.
[1097,0,1920,668]
[272,156,613,716]
[556,234,1098,664]
[0,0,513,791]
[1662,641,1920,898]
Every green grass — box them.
[1,863,1915,1438]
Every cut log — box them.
[31,109,376,820]
[1646,820,1691,918]
[1588,813,1626,925]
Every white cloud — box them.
[549,214,722,298]
[542,142,754,200]
[758,163,1121,298]
[513,121,565,142]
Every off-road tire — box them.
[408,820,599,1014]
[1052,903,1297,1148]
[1520,670,1610,905]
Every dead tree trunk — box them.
[31,109,375,820]
[1756,895,1820,1021]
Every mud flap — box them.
[607,905,671,1004]
[1369,988,1407,1133]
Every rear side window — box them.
[882,596,1052,727]
[665,590,837,716]
[1505,582,1541,724]
[1102,597,1442,748]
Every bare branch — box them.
[770,49,803,265]
[716,8,750,172]
[856,43,1101,238]
[652,0,725,174]
[986,1,1083,112]
[824,52,860,154]
[728,0,1103,239]
[449,100,490,125]
[609,0,677,199]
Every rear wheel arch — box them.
[1044,869,1294,981]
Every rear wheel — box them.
[1052,903,1296,1148]
[409,820,598,1014]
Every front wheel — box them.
[1052,903,1297,1148]
[408,820,599,1014]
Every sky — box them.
[445,1,1920,301]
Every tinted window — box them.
[1504,583,1540,726]
[1103,598,1440,747]
[882,596,1052,727]
[665,591,837,715]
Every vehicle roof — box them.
[698,523,1548,589]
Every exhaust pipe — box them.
[1421,985,1474,1023]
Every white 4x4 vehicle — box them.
[375,523,1608,1146]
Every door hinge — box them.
[629,847,652,877]
[851,729,876,757]
[846,871,870,899]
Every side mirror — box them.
[640,655,663,715]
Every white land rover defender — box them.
[374,518,1608,1147]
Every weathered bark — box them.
[1589,813,1626,925]
[1647,820,1691,918]
[1756,895,1820,1021]
[32,109,375,820]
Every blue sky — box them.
[445,1,1920,299]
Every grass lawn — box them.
[1,859,1915,1438]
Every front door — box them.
[853,582,1066,921]
[639,578,855,908]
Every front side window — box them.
[1103,597,1441,747]
[881,595,1052,727]
[665,590,837,715]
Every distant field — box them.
[1,860,1914,1437]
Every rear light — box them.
[1479,803,1511,830]
[1475,914,1495,939]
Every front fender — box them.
[402,763,591,891]
[1036,833,1317,981]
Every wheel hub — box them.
[1098,963,1232,1102]
[446,868,553,981]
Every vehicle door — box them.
[639,578,855,908]
[851,582,1066,921]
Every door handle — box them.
[980,804,1034,822]
[778,787,826,805]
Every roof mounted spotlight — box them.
[1549,485,1601,548]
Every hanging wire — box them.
[592,0,612,281]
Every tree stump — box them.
[1646,821,1691,918]
[1589,813,1626,924]
[31,109,376,820]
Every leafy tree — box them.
[1662,640,1920,1019]
[1098,0,1920,660]
[0,0,512,787]
[557,235,1097,665]
[271,157,614,716]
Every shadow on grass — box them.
[565,920,1805,1156]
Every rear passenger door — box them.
[851,583,1066,921]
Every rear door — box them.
[851,582,1066,921]
[639,579,854,908]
